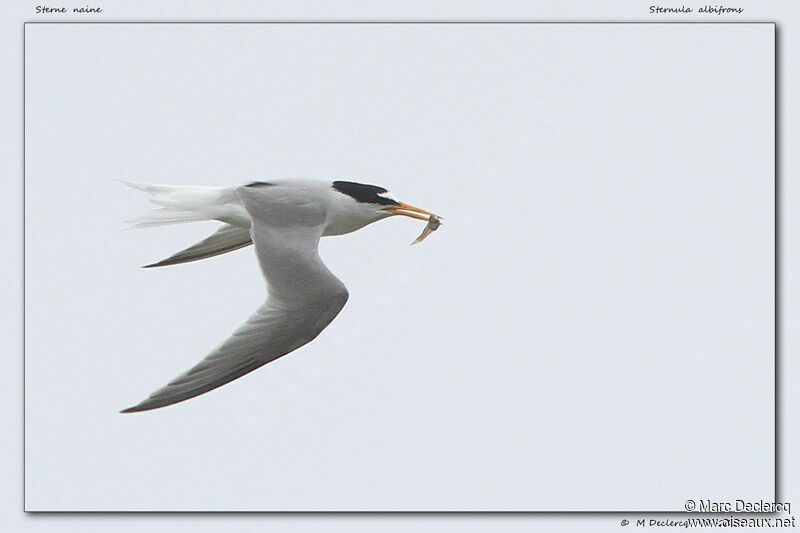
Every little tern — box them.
[120,179,438,413]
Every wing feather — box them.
[143,224,253,268]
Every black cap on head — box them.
[332,181,400,206]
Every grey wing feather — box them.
[120,300,344,413]
[122,183,348,413]
[143,224,253,268]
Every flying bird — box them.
[120,179,439,413]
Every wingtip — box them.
[120,401,157,413]
[142,257,182,268]
[141,259,177,268]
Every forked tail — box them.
[120,181,226,229]
[122,180,254,266]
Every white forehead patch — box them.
[377,191,398,202]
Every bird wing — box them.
[121,184,349,413]
[143,224,253,268]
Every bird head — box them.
[328,181,434,234]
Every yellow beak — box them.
[382,202,434,221]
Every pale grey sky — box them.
[24,22,773,511]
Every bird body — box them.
[121,179,437,413]
[123,179,410,267]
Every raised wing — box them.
[121,184,348,413]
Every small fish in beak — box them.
[382,202,442,245]
[411,214,442,245]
